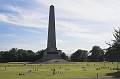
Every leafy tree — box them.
[105,28,120,62]
[1,51,10,62]
[26,50,35,62]
[16,49,27,61]
[0,48,69,62]
[90,46,104,62]
[0,51,7,62]
[60,52,68,60]
[9,48,18,61]
[71,49,88,62]
[35,49,45,60]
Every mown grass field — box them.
[0,62,119,79]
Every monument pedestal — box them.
[35,52,68,64]
[35,50,62,62]
[44,50,62,59]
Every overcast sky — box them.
[0,0,119,55]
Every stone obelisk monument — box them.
[36,5,62,62]
[34,5,68,63]
[47,5,57,53]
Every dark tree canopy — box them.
[60,52,68,60]
[90,46,104,62]
[0,48,42,62]
[0,48,68,62]
[71,49,88,62]
[105,28,120,62]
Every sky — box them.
[0,0,120,55]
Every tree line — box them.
[0,48,67,62]
[71,28,120,62]
[0,28,120,62]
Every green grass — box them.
[0,62,119,79]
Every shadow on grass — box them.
[106,71,120,78]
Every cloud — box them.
[0,7,48,28]
[55,0,120,24]
[2,33,16,37]
[0,0,119,54]
[1,0,120,29]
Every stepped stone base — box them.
[34,50,68,64]
[35,53,61,62]
[34,50,69,64]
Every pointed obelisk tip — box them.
[50,5,54,7]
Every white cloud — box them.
[54,0,120,24]
[1,0,120,27]
[1,0,120,28]
[0,0,119,54]
[0,4,48,28]
[3,33,16,37]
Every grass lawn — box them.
[0,62,119,79]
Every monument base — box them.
[35,50,63,62]
[34,50,69,64]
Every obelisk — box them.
[47,5,57,52]
[35,5,63,62]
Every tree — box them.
[60,52,68,60]
[1,51,10,62]
[26,50,35,62]
[0,51,7,62]
[9,48,18,61]
[71,49,88,62]
[90,46,104,62]
[16,49,27,61]
[105,28,120,62]
[35,49,45,60]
